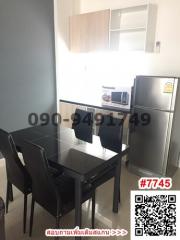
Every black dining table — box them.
[11,124,129,240]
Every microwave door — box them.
[111,92,122,104]
[122,92,129,105]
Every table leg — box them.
[9,183,13,202]
[0,198,6,240]
[75,178,82,240]
[113,158,121,213]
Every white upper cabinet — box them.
[109,4,157,52]
[69,4,157,53]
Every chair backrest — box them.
[0,197,6,240]
[98,115,124,153]
[22,141,60,216]
[0,129,27,191]
[72,108,93,143]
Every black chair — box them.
[72,108,93,143]
[0,197,6,240]
[22,141,96,237]
[98,115,124,153]
[90,115,127,204]
[0,129,32,233]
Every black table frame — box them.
[12,126,129,240]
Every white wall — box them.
[81,0,148,12]
[55,0,80,49]
[54,0,80,103]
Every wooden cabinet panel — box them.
[70,10,110,52]
[60,102,77,128]
[59,102,87,128]
[70,4,157,53]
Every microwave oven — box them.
[102,86,131,110]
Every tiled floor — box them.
[0,159,180,240]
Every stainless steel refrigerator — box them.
[128,76,180,177]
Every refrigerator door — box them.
[129,107,172,176]
[134,76,177,111]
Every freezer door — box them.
[129,107,172,175]
[134,76,177,111]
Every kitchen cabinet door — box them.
[59,102,78,128]
[110,4,157,52]
[70,10,110,52]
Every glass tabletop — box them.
[12,125,126,179]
